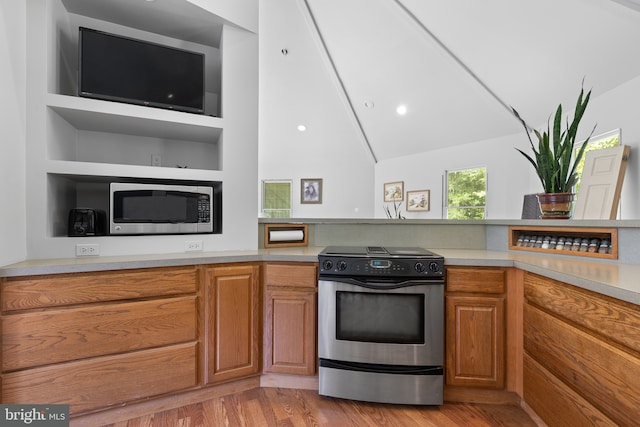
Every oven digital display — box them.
[370,260,391,268]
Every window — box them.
[574,129,620,194]
[262,180,292,218]
[446,167,486,219]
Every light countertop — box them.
[2,247,639,305]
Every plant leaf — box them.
[512,84,595,193]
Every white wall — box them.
[375,133,532,219]
[191,0,257,33]
[19,0,259,260]
[375,78,640,219]
[0,2,27,266]
[258,1,640,220]
[258,0,375,218]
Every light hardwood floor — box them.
[99,387,537,427]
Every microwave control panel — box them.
[198,196,210,223]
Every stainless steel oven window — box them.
[336,291,425,343]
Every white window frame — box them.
[261,179,292,218]
[444,166,487,219]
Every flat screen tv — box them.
[79,27,205,114]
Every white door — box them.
[574,145,630,219]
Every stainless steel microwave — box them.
[109,182,221,235]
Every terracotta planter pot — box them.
[536,193,575,219]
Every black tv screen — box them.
[79,27,204,114]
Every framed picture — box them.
[384,181,404,202]
[406,190,430,211]
[301,178,323,204]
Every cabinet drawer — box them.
[1,266,197,311]
[524,354,615,426]
[446,267,505,294]
[2,296,197,371]
[524,303,640,426]
[524,272,640,354]
[1,342,198,415]
[264,263,317,289]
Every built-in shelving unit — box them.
[508,226,618,259]
[25,0,259,256]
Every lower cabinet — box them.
[263,262,317,376]
[2,343,198,414]
[0,266,199,415]
[445,266,506,389]
[202,263,261,384]
[523,272,640,426]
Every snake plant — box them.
[513,86,596,193]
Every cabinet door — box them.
[446,295,505,388]
[203,264,261,384]
[264,288,316,375]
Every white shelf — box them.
[60,0,228,47]
[46,160,224,182]
[47,94,222,144]
[47,94,221,171]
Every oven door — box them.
[318,278,444,366]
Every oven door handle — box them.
[320,359,444,375]
[319,277,441,290]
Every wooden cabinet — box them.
[523,272,640,426]
[0,266,199,415]
[263,262,317,376]
[202,264,261,384]
[445,267,506,389]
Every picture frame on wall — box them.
[383,181,404,202]
[406,189,430,211]
[301,178,323,204]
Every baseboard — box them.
[260,373,319,390]
[444,386,522,405]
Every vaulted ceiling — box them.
[302,0,640,162]
[63,0,640,163]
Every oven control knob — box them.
[414,262,426,273]
[337,260,348,271]
[322,260,333,271]
[428,262,441,273]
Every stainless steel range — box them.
[318,246,445,405]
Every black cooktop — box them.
[318,246,444,278]
[320,246,442,258]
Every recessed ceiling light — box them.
[396,105,407,115]
[297,125,307,132]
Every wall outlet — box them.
[76,243,100,257]
[185,240,203,252]
[151,154,162,167]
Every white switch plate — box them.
[151,154,162,167]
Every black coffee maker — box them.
[68,208,106,237]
